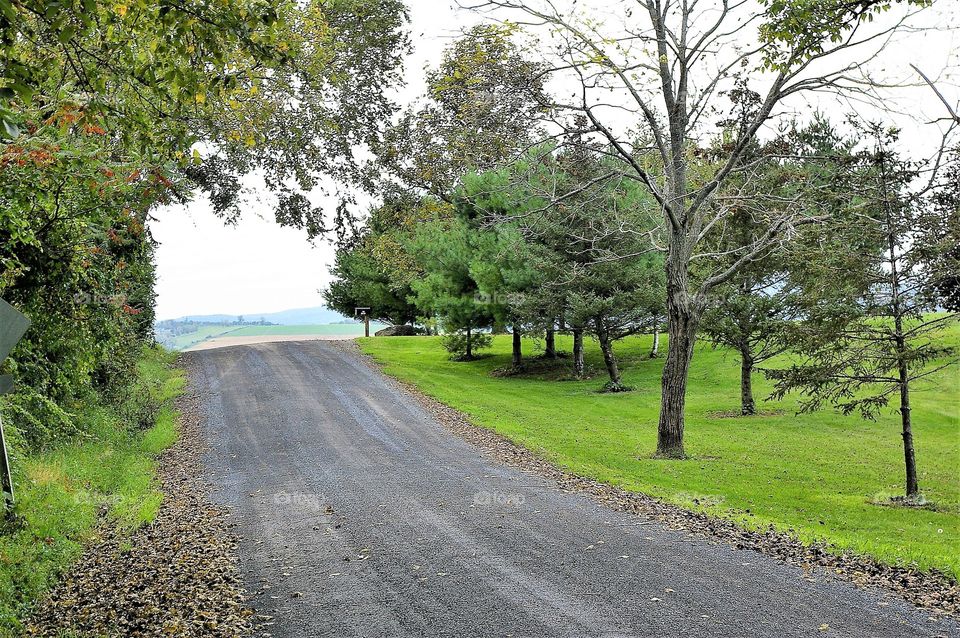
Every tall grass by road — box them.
[0,347,184,634]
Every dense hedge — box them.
[0,109,159,450]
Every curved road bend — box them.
[188,340,958,638]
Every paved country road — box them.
[188,341,958,638]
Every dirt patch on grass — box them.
[25,357,253,637]
[342,339,959,618]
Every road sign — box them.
[0,299,29,510]
[0,299,29,364]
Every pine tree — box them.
[768,125,958,500]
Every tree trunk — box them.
[878,141,919,499]
[572,329,584,378]
[512,326,523,368]
[899,364,919,498]
[650,322,660,358]
[595,318,621,385]
[657,291,699,458]
[465,325,473,359]
[544,328,556,359]
[740,348,756,416]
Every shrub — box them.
[441,331,492,360]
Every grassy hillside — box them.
[360,328,960,579]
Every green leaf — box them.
[58,25,77,44]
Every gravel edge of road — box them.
[25,355,254,637]
[334,339,959,617]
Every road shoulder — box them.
[26,356,253,637]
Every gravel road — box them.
[188,340,959,638]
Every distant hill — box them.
[175,306,354,326]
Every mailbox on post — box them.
[0,299,30,510]
[354,307,371,338]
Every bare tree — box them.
[460,0,931,458]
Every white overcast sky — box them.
[151,0,958,321]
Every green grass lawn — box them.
[360,329,960,579]
[0,348,185,634]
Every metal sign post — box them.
[355,307,371,338]
[0,299,30,510]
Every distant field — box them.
[166,325,241,350]
[230,323,386,337]
[163,322,389,351]
[361,328,960,579]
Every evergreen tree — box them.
[768,125,958,501]
[700,117,857,415]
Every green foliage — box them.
[441,330,493,360]
[699,117,863,413]
[324,195,426,325]
[758,0,931,71]
[922,146,960,312]
[0,107,160,448]
[1,0,292,144]
[325,244,416,326]
[477,138,665,382]
[205,0,411,235]
[764,125,958,498]
[768,126,957,419]
[380,23,546,199]
[2,1,410,236]
[406,214,499,337]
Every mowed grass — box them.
[360,328,960,579]
[168,324,241,350]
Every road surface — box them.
[189,340,958,638]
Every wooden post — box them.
[355,307,372,338]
